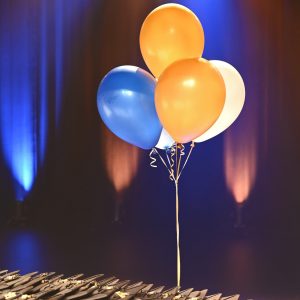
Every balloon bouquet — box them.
[97,4,245,288]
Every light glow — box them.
[103,128,140,193]
[0,1,73,201]
[0,3,38,201]
[224,129,256,204]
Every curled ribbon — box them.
[178,143,185,157]
[149,148,158,168]
[169,144,176,181]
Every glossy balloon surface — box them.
[155,58,226,143]
[194,60,245,142]
[140,3,204,78]
[97,66,162,149]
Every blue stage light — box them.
[0,1,86,201]
[0,2,48,201]
[0,4,35,201]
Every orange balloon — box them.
[155,58,226,143]
[140,4,205,78]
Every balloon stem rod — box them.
[174,143,184,288]
[149,141,196,288]
[175,179,180,288]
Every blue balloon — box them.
[97,66,162,150]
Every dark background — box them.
[0,1,300,299]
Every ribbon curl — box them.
[178,143,185,157]
[169,144,177,181]
[149,148,158,168]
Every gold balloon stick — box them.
[149,142,195,288]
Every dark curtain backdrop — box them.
[0,1,300,299]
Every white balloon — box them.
[155,128,174,149]
[194,60,245,143]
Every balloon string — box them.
[149,148,158,168]
[176,143,184,179]
[149,141,195,289]
[165,149,172,169]
[179,143,185,156]
[169,144,176,181]
[165,149,175,181]
[174,144,184,288]
[178,141,195,179]
[150,148,174,178]
[175,179,180,288]
[175,143,178,175]
[157,151,173,176]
